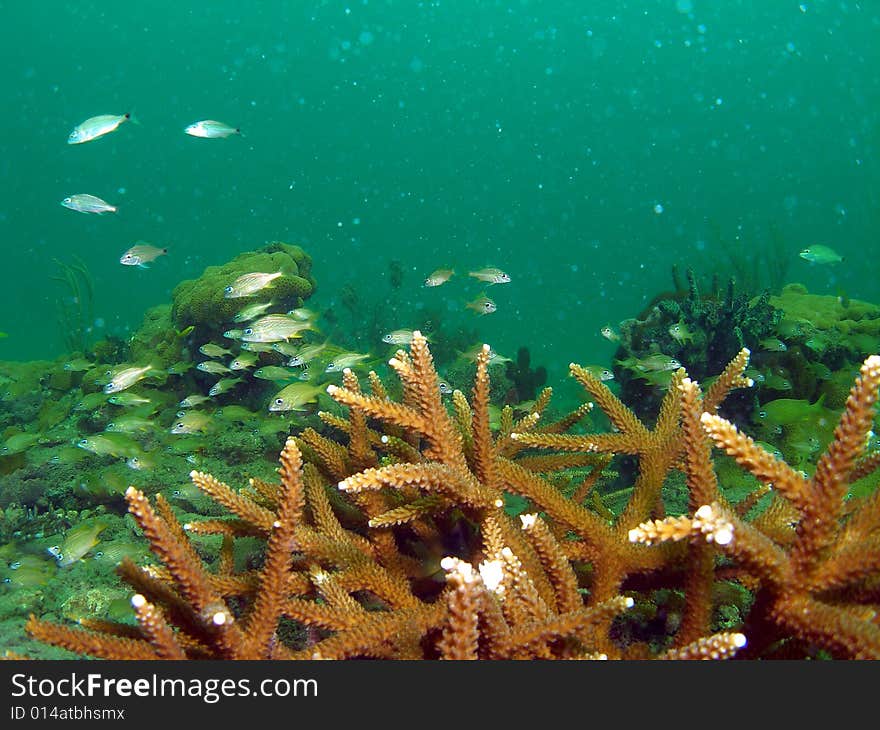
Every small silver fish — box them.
[208,377,243,397]
[120,242,168,268]
[184,120,241,139]
[196,360,232,375]
[253,366,297,381]
[240,314,312,343]
[239,341,277,353]
[799,245,843,265]
[468,267,511,285]
[600,325,620,342]
[229,352,258,371]
[224,271,284,298]
[103,364,155,394]
[668,321,694,344]
[465,294,497,315]
[67,113,131,144]
[63,357,93,372]
[106,392,152,407]
[233,301,275,323]
[126,454,155,471]
[325,352,371,373]
[268,382,325,412]
[759,337,788,353]
[582,365,615,381]
[60,193,117,214]
[53,522,108,567]
[179,394,211,408]
[198,343,233,358]
[382,329,416,345]
[287,342,329,366]
[424,268,454,287]
[170,411,213,435]
[286,307,318,322]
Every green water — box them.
[1,1,878,382]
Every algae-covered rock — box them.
[771,283,880,341]
[171,242,316,342]
[768,283,880,405]
[128,304,188,371]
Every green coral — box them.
[128,304,187,372]
[171,241,316,342]
[771,283,880,335]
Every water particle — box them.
[653,203,664,214]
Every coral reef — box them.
[504,346,548,403]
[613,269,781,422]
[171,242,316,343]
[127,305,188,372]
[28,334,831,660]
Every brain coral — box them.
[171,242,316,340]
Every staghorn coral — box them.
[628,356,880,658]
[25,334,879,660]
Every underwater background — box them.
[2,1,877,378]
[1,1,879,658]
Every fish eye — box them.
[176,411,186,418]
[758,410,767,419]
[243,328,253,335]
[130,457,139,465]
[173,490,182,497]
[78,438,88,445]
[175,422,184,429]
[484,302,492,310]
[95,551,104,558]
[274,398,284,405]
[224,285,234,293]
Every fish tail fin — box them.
[236,128,246,138]
[127,112,142,126]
